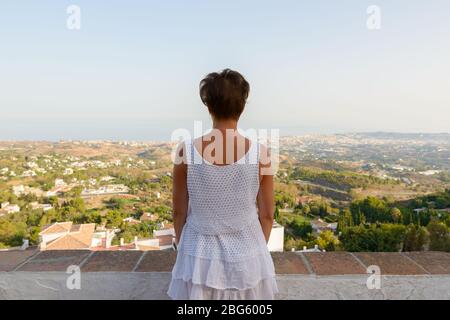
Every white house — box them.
[413,207,428,214]
[21,170,36,177]
[267,221,284,252]
[134,237,160,251]
[54,178,67,187]
[122,217,140,225]
[63,168,74,175]
[12,185,25,196]
[91,229,116,249]
[311,219,338,234]
[82,184,130,196]
[101,176,115,182]
[0,202,20,214]
[140,212,158,222]
[111,159,121,166]
[26,161,38,169]
[30,202,53,212]
[153,224,176,250]
[36,168,47,174]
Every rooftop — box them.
[0,250,449,299]
[40,223,96,250]
[39,222,73,235]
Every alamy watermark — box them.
[66,5,81,30]
[366,265,381,289]
[66,265,81,290]
[170,121,279,176]
[366,5,381,30]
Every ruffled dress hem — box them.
[168,277,279,300]
[167,251,279,300]
[170,252,277,290]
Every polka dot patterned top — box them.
[184,138,260,237]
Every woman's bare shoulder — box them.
[173,140,188,167]
[258,142,274,176]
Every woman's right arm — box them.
[172,143,188,245]
[257,144,275,243]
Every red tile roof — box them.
[43,223,95,250]
[39,222,73,235]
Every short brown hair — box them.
[199,69,250,120]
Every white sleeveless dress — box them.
[167,139,279,300]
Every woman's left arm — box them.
[172,143,189,245]
[257,145,275,243]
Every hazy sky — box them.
[1,0,449,140]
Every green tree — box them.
[403,224,429,251]
[0,219,27,247]
[340,223,406,252]
[350,196,390,223]
[47,196,59,208]
[28,226,41,245]
[284,236,309,251]
[105,210,124,228]
[290,217,313,238]
[337,208,353,232]
[274,207,280,222]
[302,204,310,215]
[427,220,450,252]
[390,207,402,223]
[106,197,126,210]
[66,186,83,198]
[435,197,448,209]
[445,215,450,228]
[317,230,340,251]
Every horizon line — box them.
[1,131,449,144]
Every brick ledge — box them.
[0,250,449,275]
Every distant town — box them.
[0,132,449,253]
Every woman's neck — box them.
[212,118,238,134]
